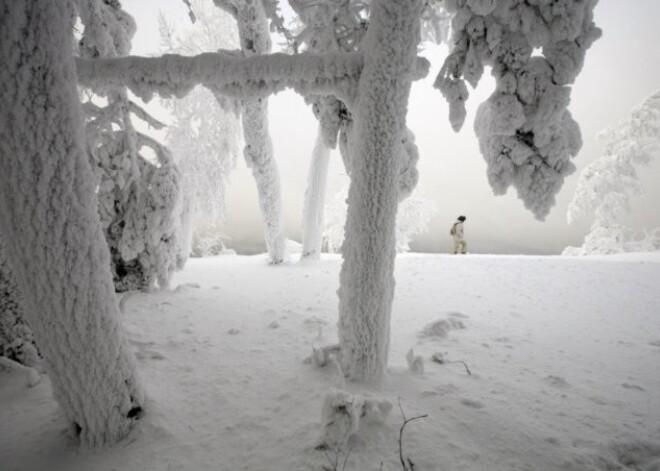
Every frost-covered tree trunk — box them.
[0,0,143,446]
[301,127,332,259]
[290,2,366,262]
[234,0,286,264]
[0,239,39,367]
[338,0,423,382]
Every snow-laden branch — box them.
[75,51,430,103]
[563,90,660,256]
[568,91,660,227]
[436,0,601,220]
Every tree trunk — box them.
[338,0,423,382]
[237,0,286,264]
[301,127,332,260]
[0,0,144,446]
[0,239,39,367]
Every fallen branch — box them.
[431,352,472,376]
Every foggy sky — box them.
[125,0,660,255]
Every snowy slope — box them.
[2,253,659,470]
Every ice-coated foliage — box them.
[78,0,187,291]
[563,224,660,256]
[436,0,601,220]
[395,195,437,253]
[421,0,452,44]
[338,0,424,381]
[564,91,660,255]
[0,0,143,446]
[159,1,242,257]
[0,240,39,368]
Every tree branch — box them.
[398,397,428,471]
[75,51,429,104]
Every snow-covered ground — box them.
[2,253,660,471]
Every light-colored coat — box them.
[452,221,467,254]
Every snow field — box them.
[1,253,659,470]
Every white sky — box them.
[124,0,660,254]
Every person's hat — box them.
[457,215,466,221]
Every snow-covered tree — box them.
[564,90,660,255]
[0,239,39,368]
[336,0,425,380]
[437,0,601,220]
[75,0,598,382]
[213,0,288,264]
[159,2,242,256]
[395,194,437,253]
[294,0,440,260]
[289,0,366,260]
[0,0,143,445]
[78,0,188,291]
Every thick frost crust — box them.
[0,240,39,367]
[76,51,429,105]
[77,51,364,103]
[436,0,601,219]
[338,0,424,381]
[0,0,143,446]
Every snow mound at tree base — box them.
[418,313,467,338]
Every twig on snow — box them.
[431,352,472,375]
[397,397,428,471]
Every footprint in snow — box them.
[544,375,570,388]
[135,349,166,361]
[460,398,484,409]
[621,383,645,392]
[174,283,201,293]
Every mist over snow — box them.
[125,0,660,256]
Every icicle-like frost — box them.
[437,0,601,220]
[0,0,143,446]
[338,0,424,382]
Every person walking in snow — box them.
[450,215,467,254]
